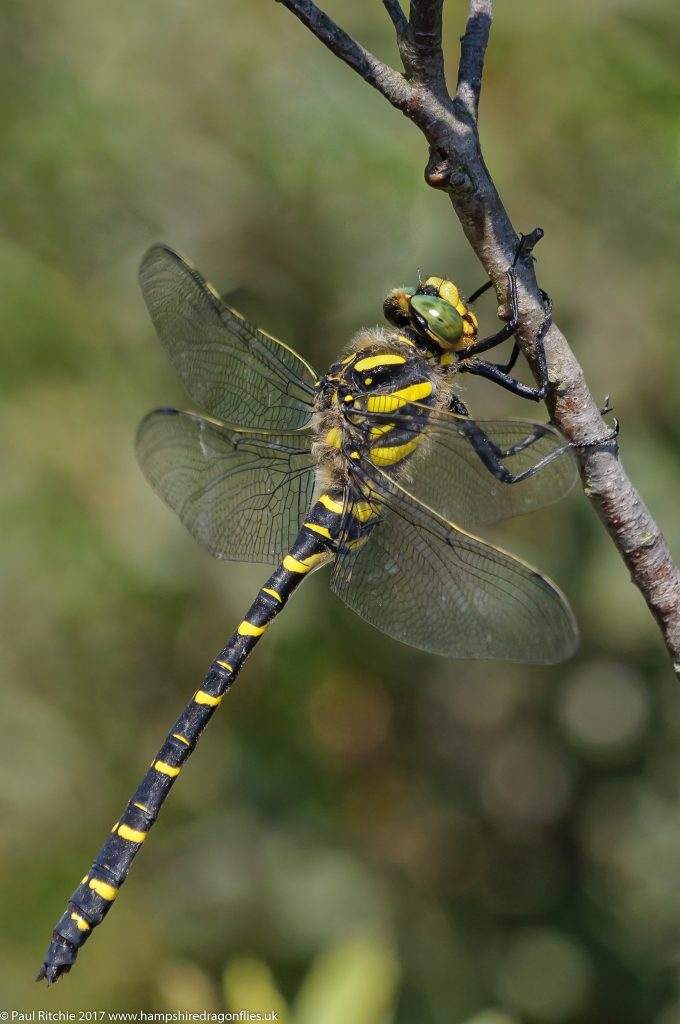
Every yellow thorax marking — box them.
[354,353,406,373]
[371,437,422,466]
[325,426,342,449]
[366,380,432,413]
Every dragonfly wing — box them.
[139,245,318,430]
[358,403,577,529]
[136,408,316,564]
[331,463,578,663]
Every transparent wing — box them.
[136,408,316,564]
[355,402,577,529]
[139,244,317,430]
[331,463,578,663]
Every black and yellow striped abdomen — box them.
[37,489,346,982]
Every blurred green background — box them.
[2,0,680,1020]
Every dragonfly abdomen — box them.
[37,490,345,984]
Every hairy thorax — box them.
[311,326,455,493]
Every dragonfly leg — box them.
[461,285,551,402]
[448,392,555,463]
[459,269,519,358]
[461,228,552,402]
[457,417,570,485]
[570,417,620,451]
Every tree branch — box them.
[402,1,448,96]
[454,0,491,122]
[383,0,409,39]
[277,0,680,675]
[275,0,413,111]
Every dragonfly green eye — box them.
[410,294,464,349]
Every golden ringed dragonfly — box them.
[38,244,578,983]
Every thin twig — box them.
[275,0,413,111]
[278,0,680,675]
[383,0,408,38]
[454,0,492,122]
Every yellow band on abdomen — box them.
[319,493,343,514]
[304,522,332,539]
[116,824,147,844]
[88,877,119,901]
[237,620,267,637]
[194,690,223,707]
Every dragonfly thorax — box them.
[312,326,449,489]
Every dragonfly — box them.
[37,244,578,983]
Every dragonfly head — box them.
[383,277,479,360]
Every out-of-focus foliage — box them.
[2,0,680,1020]
[222,931,398,1024]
